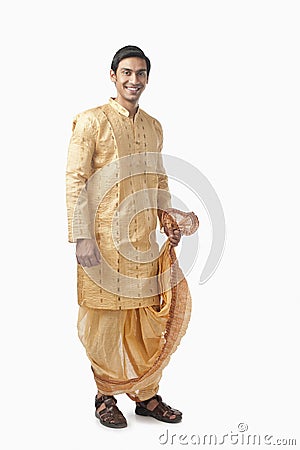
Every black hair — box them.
[111,45,151,76]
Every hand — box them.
[76,238,101,267]
[163,227,181,247]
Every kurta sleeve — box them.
[66,111,99,243]
[154,119,172,229]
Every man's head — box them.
[110,46,151,108]
[111,45,151,77]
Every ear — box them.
[110,69,117,83]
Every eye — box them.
[122,70,131,76]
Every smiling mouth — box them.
[125,86,141,93]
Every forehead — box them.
[117,57,147,71]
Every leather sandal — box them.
[135,394,182,423]
[95,395,127,429]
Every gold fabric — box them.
[66,96,198,400]
[78,239,193,402]
[66,98,171,310]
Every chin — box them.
[125,95,141,103]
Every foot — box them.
[135,394,182,423]
[95,395,127,429]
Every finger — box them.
[90,256,100,267]
[169,235,180,243]
[163,226,170,236]
[82,258,92,267]
[76,256,86,266]
[94,250,101,263]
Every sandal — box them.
[95,395,127,429]
[135,394,182,423]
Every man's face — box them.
[110,57,148,105]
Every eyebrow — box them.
[120,67,147,72]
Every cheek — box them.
[116,79,126,90]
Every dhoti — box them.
[77,233,194,402]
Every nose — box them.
[129,72,138,84]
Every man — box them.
[66,46,191,429]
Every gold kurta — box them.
[66,98,171,310]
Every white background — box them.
[1,1,299,449]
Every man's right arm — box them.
[66,111,98,243]
[66,111,102,267]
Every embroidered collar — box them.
[109,98,140,118]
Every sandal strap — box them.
[137,394,181,418]
[95,394,126,426]
[95,394,117,410]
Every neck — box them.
[115,96,139,118]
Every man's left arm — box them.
[155,120,181,247]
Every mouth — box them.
[125,86,141,94]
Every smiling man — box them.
[111,56,148,109]
[66,46,185,429]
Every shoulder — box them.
[71,105,107,132]
[73,105,107,123]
